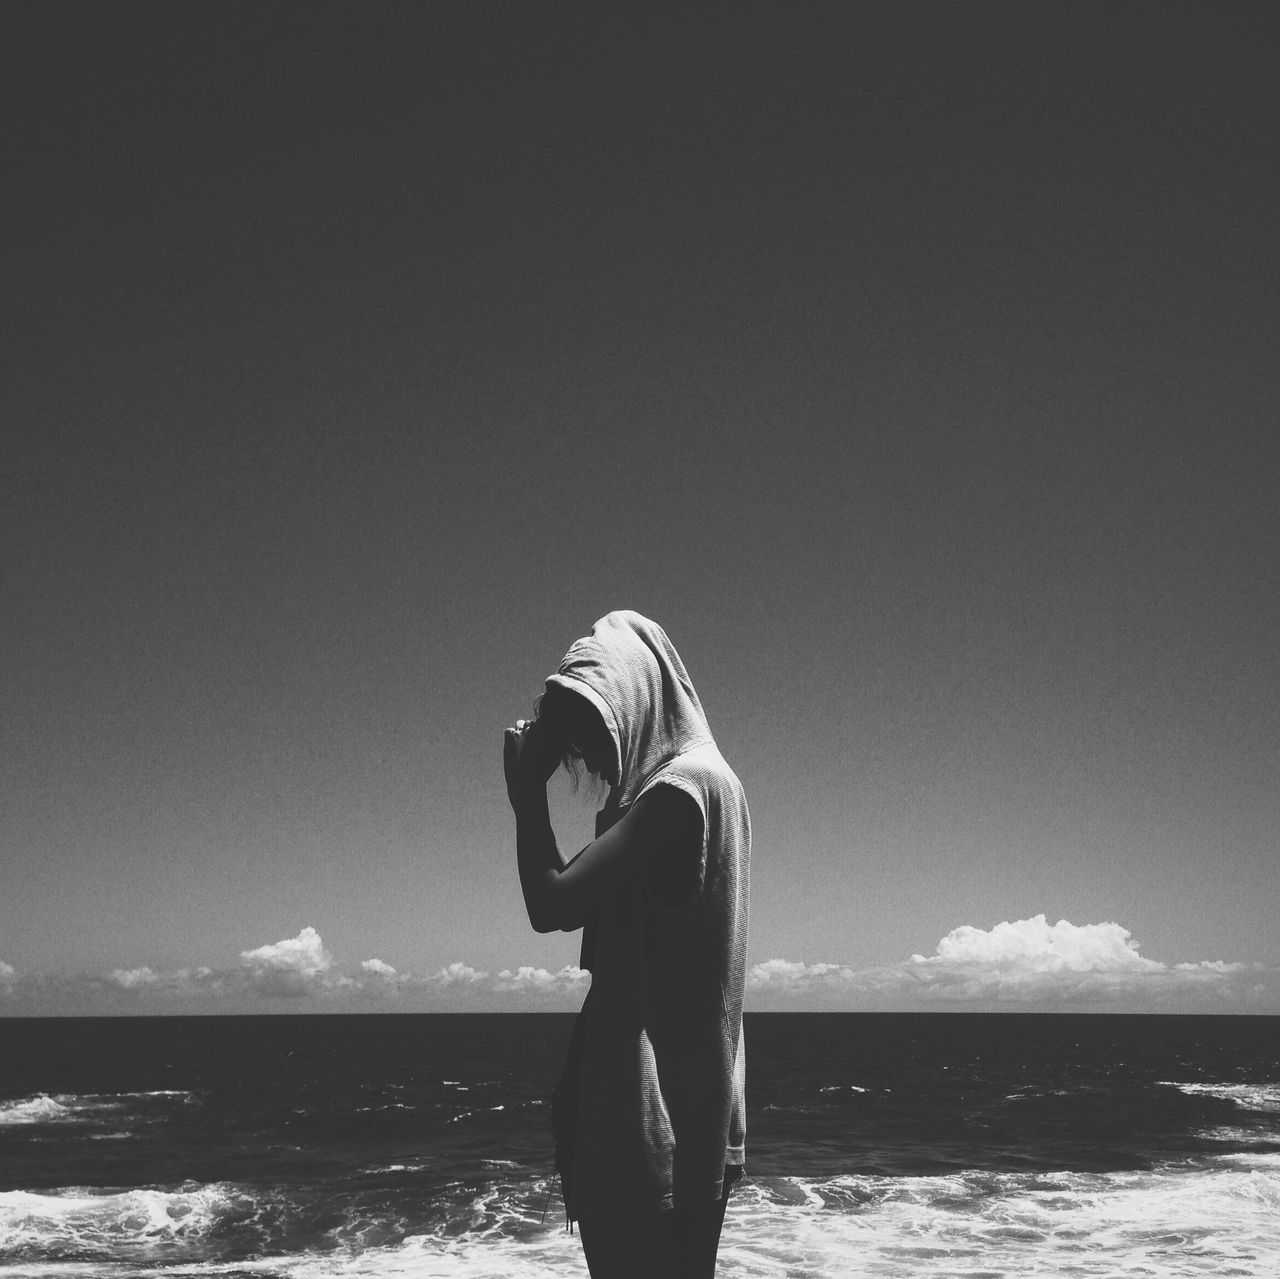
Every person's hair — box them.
[533,682,605,790]
[534,686,582,773]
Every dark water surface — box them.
[2,1013,1277,1277]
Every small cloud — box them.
[0,961,16,992]
[110,967,159,989]
[747,958,855,989]
[239,926,333,998]
[430,961,489,986]
[361,958,397,978]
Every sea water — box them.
[2,1013,1277,1277]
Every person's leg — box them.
[670,1189,730,1279]
[578,1211,664,1279]
[578,1182,730,1279]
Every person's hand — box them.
[503,718,560,810]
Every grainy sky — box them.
[3,2,1276,1015]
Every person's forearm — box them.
[514,785,566,933]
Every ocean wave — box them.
[0,1092,196,1128]
[1197,1125,1280,1147]
[1216,1150,1280,1170]
[5,1155,1280,1279]
[0,1184,249,1261]
[331,1155,1280,1279]
[1159,1082,1280,1112]
[715,1157,1280,1278]
[0,1097,80,1126]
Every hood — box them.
[545,611,713,809]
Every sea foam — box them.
[0,1097,76,1126]
[0,1184,245,1260]
[2,1157,1280,1279]
[1159,1081,1280,1112]
[0,1092,193,1128]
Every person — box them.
[503,610,750,1279]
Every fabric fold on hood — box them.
[545,610,713,810]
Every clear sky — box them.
[3,2,1276,1015]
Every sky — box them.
[3,2,1276,1016]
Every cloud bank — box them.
[1,918,1269,1013]
[494,965,589,994]
[747,915,1254,1009]
[1,928,591,1013]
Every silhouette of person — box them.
[504,611,750,1278]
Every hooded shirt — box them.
[546,611,750,1219]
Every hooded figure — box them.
[531,611,751,1227]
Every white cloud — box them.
[748,916,1257,1009]
[107,965,222,997]
[0,943,599,1012]
[903,915,1237,1002]
[430,961,489,986]
[18,910,1259,1015]
[493,964,589,993]
[747,958,856,989]
[239,926,334,998]
[921,916,1162,972]
[110,966,160,989]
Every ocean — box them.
[1,1012,1277,1277]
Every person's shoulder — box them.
[664,742,743,796]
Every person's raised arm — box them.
[504,719,566,932]
[504,720,701,933]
